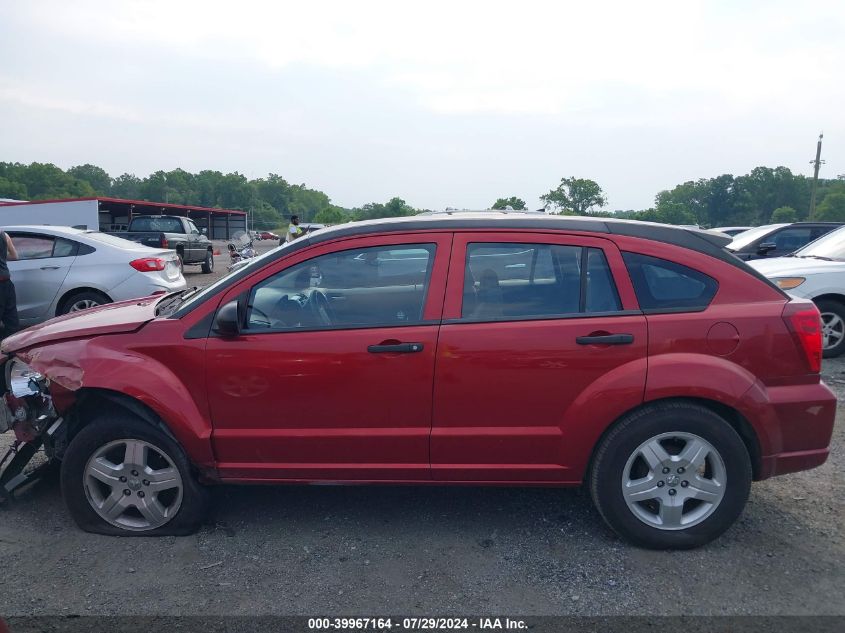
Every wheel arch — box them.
[585,396,762,483]
[55,287,112,316]
[70,387,175,439]
[66,387,217,480]
[812,293,845,307]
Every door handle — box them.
[367,342,425,354]
[576,333,634,345]
[40,266,60,270]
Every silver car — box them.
[3,225,187,328]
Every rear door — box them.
[431,231,648,482]
[7,232,77,324]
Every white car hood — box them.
[748,256,845,277]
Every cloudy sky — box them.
[1,0,843,210]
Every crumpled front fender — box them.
[15,337,215,468]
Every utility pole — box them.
[809,133,825,219]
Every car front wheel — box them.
[60,413,208,535]
[816,299,845,358]
[590,401,751,549]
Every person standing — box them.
[0,231,18,337]
[284,215,304,244]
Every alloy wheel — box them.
[83,439,183,531]
[70,299,101,312]
[621,432,726,530]
[820,311,844,350]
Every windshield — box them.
[793,225,845,260]
[726,224,787,251]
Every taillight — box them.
[782,302,822,373]
[160,236,168,248]
[130,257,167,272]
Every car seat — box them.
[473,269,504,318]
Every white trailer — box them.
[0,199,101,230]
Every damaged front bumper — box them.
[0,356,65,502]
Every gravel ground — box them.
[0,241,843,616]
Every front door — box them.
[431,232,648,482]
[7,232,76,325]
[206,233,451,481]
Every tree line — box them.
[541,170,845,225]
[2,161,844,230]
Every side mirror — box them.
[757,242,777,255]
[214,300,241,336]
[201,228,207,235]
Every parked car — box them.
[712,226,752,237]
[749,225,845,357]
[259,231,280,240]
[0,214,834,549]
[2,225,186,327]
[726,222,842,260]
[108,215,214,273]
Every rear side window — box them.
[462,243,622,320]
[622,252,718,311]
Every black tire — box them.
[589,401,751,549]
[57,290,111,316]
[60,412,208,536]
[816,299,845,358]
[201,249,214,274]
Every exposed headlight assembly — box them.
[5,359,46,398]
[775,277,806,290]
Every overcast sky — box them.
[1,0,843,210]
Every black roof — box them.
[285,212,732,251]
[174,213,778,319]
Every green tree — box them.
[110,173,142,199]
[816,193,845,222]
[541,177,606,214]
[352,197,416,221]
[250,200,283,231]
[314,206,347,224]
[0,176,27,199]
[491,196,526,210]
[67,164,112,194]
[770,206,798,223]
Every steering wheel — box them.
[306,289,333,326]
[248,306,274,328]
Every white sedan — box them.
[3,225,187,328]
[749,225,845,357]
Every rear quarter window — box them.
[622,252,718,312]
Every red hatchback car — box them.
[0,214,836,548]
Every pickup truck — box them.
[108,215,214,273]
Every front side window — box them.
[622,252,718,311]
[771,227,813,252]
[461,242,622,320]
[246,244,436,331]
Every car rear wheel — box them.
[590,401,751,549]
[58,290,111,315]
[816,299,845,358]
[60,413,208,535]
[201,249,214,274]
